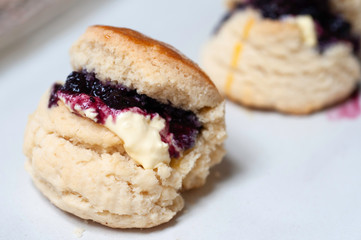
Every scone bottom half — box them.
[24,26,226,228]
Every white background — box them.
[1,0,361,239]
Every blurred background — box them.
[0,0,224,66]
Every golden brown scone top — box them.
[96,26,212,79]
[70,25,223,111]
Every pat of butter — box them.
[59,96,170,169]
[105,112,170,169]
[295,15,317,47]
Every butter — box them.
[295,15,317,47]
[59,96,170,169]
[105,112,170,169]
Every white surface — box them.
[1,0,361,239]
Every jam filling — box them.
[216,0,360,53]
[49,70,202,158]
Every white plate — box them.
[1,1,361,239]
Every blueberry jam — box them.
[218,0,360,53]
[49,70,202,158]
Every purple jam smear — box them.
[49,70,202,158]
[216,0,360,54]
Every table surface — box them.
[1,1,361,239]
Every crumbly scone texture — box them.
[201,9,361,114]
[70,26,223,112]
[24,91,226,228]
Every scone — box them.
[202,0,361,114]
[23,26,226,228]
[331,0,361,56]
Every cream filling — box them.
[60,97,170,169]
[105,112,170,169]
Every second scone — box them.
[23,26,226,228]
[202,0,361,114]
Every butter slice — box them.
[105,112,170,169]
[295,15,317,47]
[59,97,170,169]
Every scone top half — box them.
[71,26,223,111]
[51,25,224,170]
